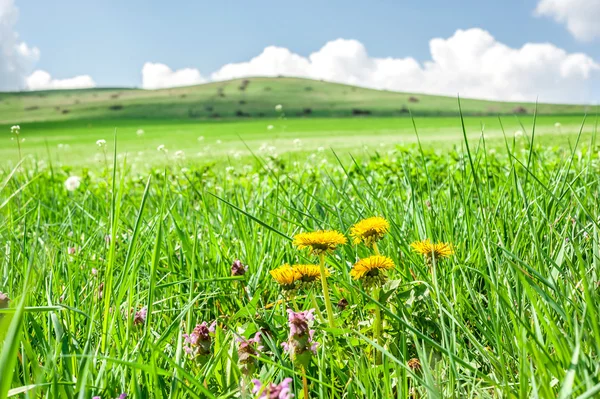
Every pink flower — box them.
[252,377,293,399]
[237,331,262,375]
[133,307,147,326]
[0,292,9,309]
[231,259,247,276]
[183,321,216,359]
[283,309,318,367]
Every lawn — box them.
[1,114,595,168]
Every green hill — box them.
[0,77,592,124]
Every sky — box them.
[2,0,600,103]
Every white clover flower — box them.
[96,139,106,147]
[267,125,274,130]
[225,166,235,173]
[514,130,523,138]
[157,144,166,152]
[275,104,283,112]
[174,150,185,159]
[181,167,190,173]
[489,148,497,155]
[64,176,81,192]
[317,146,325,152]
[57,144,64,149]
[136,129,145,136]
[293,138,302,147]
[197,136,204,142]
[11,125,20,135]
[554,122,561,128]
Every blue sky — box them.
[3,0,600,102]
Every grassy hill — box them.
[0,77,593,124]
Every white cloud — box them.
[0,0,98,91]
[210,29,599,103]
[0,0,40,90]
[26,70,96,90]
[141,62,206,89]
[535,0,600,41]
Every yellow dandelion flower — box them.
[270,265,300,288]
[350,216,390,246]
[293,230,347,255]
[350,255,395,280]
[292,264,330,282]
[410,239,454,261]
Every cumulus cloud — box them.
[210,29,599,103]
[535,0,600,41]
[0,0,40,90]
[26,70,96,90]
[141,62,206,89]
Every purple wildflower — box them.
[0,292,9,309]
[252,377,294,399]
[231,259,247,276]
[133,307,147,326]
[283,309,318,368]
[183,321,216,360]
[97,282,104,299]
[237,331,262,375]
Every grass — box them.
[2,115,597,168]
[0,77,594,124]
[2,102,600,397]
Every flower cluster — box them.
[252,377,293,399]
[237,332,262,376]
[282,309,318,368]
[183,321,216,361]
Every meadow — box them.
[1,79,600,398]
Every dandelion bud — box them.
[252,378,293,399]
[231,259,247,276]
[408,357,422,373]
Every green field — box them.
[2,79,600,398]
[2,77,596,168]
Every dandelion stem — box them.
[372,242,381,256]
[318,253,335,328]
[311,294,325,323]
[373,287,383,365]
[302,366,310,399]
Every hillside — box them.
[0,77,592,124]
